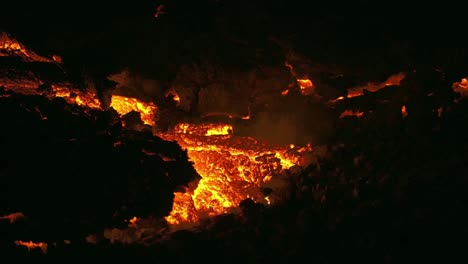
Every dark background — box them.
[2,1,467,79]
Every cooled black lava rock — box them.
[0,90,199,241]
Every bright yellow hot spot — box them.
[205,124,233,136]
[297,79,314,89]
[110,95,157,126]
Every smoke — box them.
[108,69,163,101]
[247,111,301,145]
[236,93,336,146]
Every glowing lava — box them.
[160,123,305,225]
[127,216,139,227]
[110,95,157,126]
[401,105,408,118]
[51,86,157,125]
[0,32,52,62]
[346,72,405,98]
[453,77,468,97]
[165,88,181,105]
[1,33,158,126]
[339,109,364,118]
[14,240,48,254]
[52,85,102,109]
[297,78,314,94]
[283,62,315,96]
[2,32,311,229]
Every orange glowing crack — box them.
[0,32,52,63]
[283,62,315,96]
[165,88,181,105]
[0,212,25,223]
[347,72,405,98]
[14,240,48,254]
[339,109,364,118]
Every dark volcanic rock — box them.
[0,90,199,241]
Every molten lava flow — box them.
[205,124,233,136]
[202,109,251,120]
[0,33,159,126]
[75,95,102,109]
[51,86,158,126]
[110,95,157,126]
[0,32,52,63]
[160,123,305,225]
[173,123,233,136]
[14,240,48,254]
[51,85,101,109]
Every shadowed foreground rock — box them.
[0,89,199,241]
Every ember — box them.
[128,216,138,227]
[401,105,408,118]
[205,124,233,136]
[0,32,52,62]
